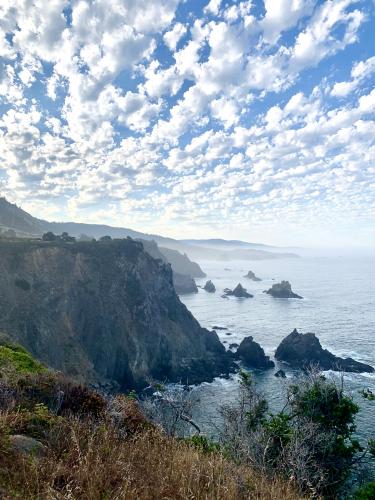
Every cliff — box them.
[139,240,202,294]
[0,238,232,389]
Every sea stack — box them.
[203,280,216,293]
[243,270,261,281]
[275,329,374,373]
[224,283,253,298]
[235,336,275,369]
[264,281,302,299]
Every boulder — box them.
[229,343,239,349]
[9,435,46,457]
[274,369,286,378]
[203,280,216,293]
[275,329,374,373]
[224,283,253,298]
[243,270,261,281]
[235,336,275,369]
[264,281,302,299]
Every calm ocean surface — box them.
[180,255,375,440]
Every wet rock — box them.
[264,281,302,299]
[274,369,286,378]
[235,336,275,369]
[212,326,228,331]
[224,283,253,298]
[229,343,239,349]
[243,270,261,281]
[275,329,374,373]
[203,280,216,293]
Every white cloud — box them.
[164,23,187,51]
[261,0,317,44]
[331,56,375,96]
[204,0,222,16]
[0,0,374,246]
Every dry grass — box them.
[0,414,303,500]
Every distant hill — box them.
[0,197,299,261]
[0,198,43,235]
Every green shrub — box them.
[184,435,221,454]
[354,481,375,499]
[0,344,45,374]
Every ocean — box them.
[180,255,375,440]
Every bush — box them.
[354,482,375,499]
[0,344,45,375]
[219,370,364,497]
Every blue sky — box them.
[0,0,374,247]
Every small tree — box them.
[219,369,363,497]
[42,231,57,241]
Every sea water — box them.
[180,256,375,440]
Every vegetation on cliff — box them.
[0,341,301,499]
[0,238,232,389]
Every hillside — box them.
[0,340,302,500]
[0,198,299,262]
[0,238,232,389]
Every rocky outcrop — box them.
[0,238,234,389]
[141,240,202,295]
[264,281,302,299]
[235,336,275,369]
[9,435,46,457]
[243,270,261,281]
[223,283,253,298]
[172,273,198,294]
[203,280,216,293]
[275,329,374,373]
[274,369,286,378]
[158,247,206,278]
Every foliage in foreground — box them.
[0,343,301,500]
[218,370,375,498]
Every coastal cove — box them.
[180,255,375,441]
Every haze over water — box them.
[180,254,375,440]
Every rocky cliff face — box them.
[0,239,232,389]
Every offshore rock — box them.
[0,238,234,389]
[243,270,261,281]
[235,336,275,369]
[224,283,253,298]
[203,280,216,293]
[275,329,374,373]
[264,281,302,299]
[274,369,286,378]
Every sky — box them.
[0,0,375,247]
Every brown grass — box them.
[0,414,303,500]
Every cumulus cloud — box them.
[331,56,375,96]
[0,0,374,245]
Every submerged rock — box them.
[212,326,228,331]
[274,369,286,378]
[203,280,216,293]
[275,329,374,373]
[264,281,302,299]
[235,336,275,369]
[224,283,253,298]
[243,270,261,281]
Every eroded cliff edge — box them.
[0,238,232,389]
